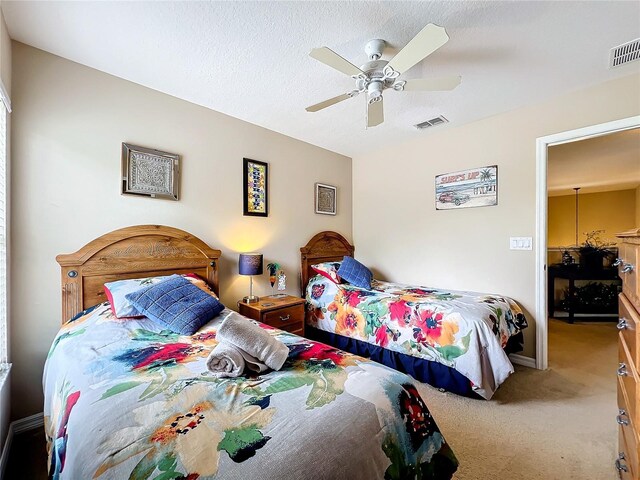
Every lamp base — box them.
[243,295,260,304]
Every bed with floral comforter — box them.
[44,303,458,480]
[306,276,528,400]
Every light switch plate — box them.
[510,237,532,250]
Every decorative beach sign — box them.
[435,165,497,210]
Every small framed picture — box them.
[121,143,180,200]
[243,158,268,216]
[315,183,337,215]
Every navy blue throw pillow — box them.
[338,256,372,289]
[125,274,225,335]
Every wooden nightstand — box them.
[237,295,306,336]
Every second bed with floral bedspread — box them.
[306,277,528,399]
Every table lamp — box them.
[239,253,263,303]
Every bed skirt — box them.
[305,326,524,399]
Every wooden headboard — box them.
[56,225,221,323]
[300,231,354,296]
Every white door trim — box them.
[535,115,640,370]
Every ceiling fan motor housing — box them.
[357,58,397,94]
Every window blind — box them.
[0,100,7,364]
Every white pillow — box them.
[104,276,169,318]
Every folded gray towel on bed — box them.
[217,312,289,371]
[237,349,269,373]
[206,342,245,378]
[206,341,269,377]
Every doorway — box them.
[535,115,640,370]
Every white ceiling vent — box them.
[609,38,640,68]
[414,115,449,130]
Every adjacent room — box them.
[0,1,637,479]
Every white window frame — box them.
[0,78,10,366]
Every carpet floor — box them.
[416,318,618,480]
[6,319,617,479]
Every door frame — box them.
[535,115,640,370]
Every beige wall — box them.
[353,73,640,359]
[10,42,352,418]
[0,6,10,96]
[548,189,636,247]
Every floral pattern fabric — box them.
[311,261,342,283]
[44,303,458,479]
[306,277,528,399]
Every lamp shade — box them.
[239,253,263,276]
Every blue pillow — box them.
[338,256,372,289]
[125,274,225,335]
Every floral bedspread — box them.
[44,303,458,480]
[306,277,528,399]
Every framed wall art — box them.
[243,158,268,216]
[315,183,337,215]
[121,143,180,200]
[435,165,497,210]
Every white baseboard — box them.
[510,353,537,369]
[0,412,44,478]
[0,422,13,478]
[13,412,44,435]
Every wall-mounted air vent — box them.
[610,38,640,68]
[414,115,449,130]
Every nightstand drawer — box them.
[237,295,305,335]
[262,305,304,330]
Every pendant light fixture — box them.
[573,187,581,247]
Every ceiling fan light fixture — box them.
[392,81,406,92]
[382,65,400,81]
[367,80,383,102]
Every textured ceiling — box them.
[548,128,640,196]
[3,1,640,157]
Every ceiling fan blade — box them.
[306,93,354,112]
[403,76,461,91]
[310,47,363,76]
[387,23,449,75]
[367,98,384,128]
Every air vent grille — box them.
[414,115,449,130]
[610,38,640,68]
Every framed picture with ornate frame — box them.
[315,183,337,215]
[121,143,180,200]
[243,158,268,217]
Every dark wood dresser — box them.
[616,228,640,479]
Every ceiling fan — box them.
[306,23,461,128]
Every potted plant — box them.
[578,230,615,271]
